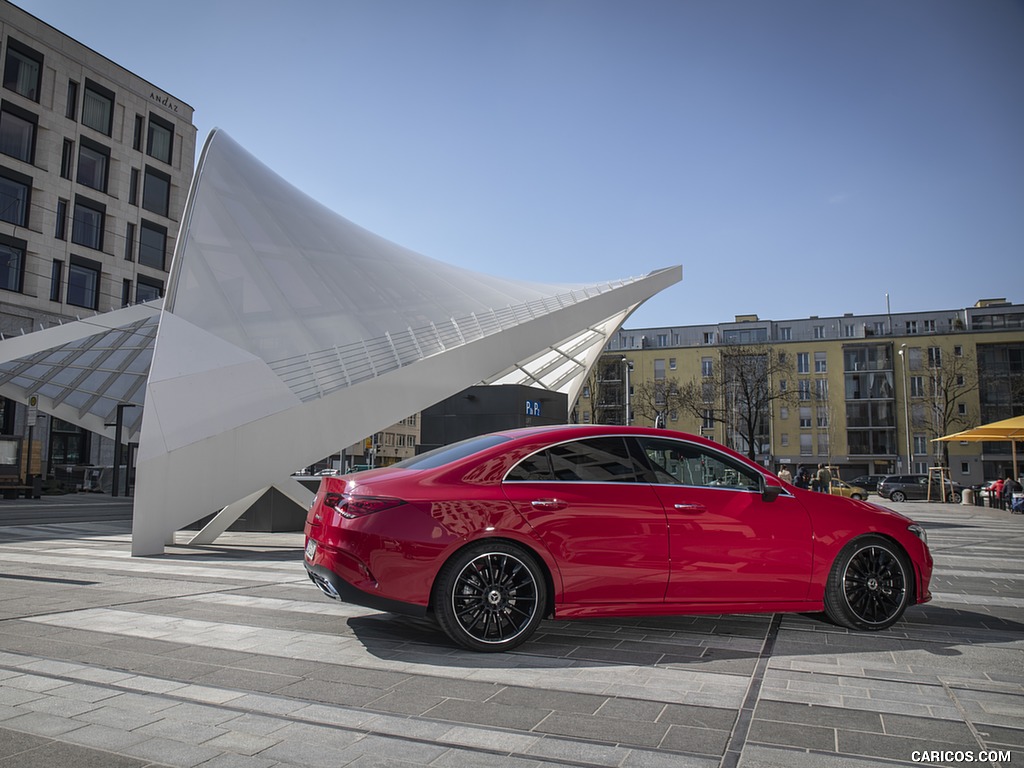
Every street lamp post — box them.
[621,357,633,426]
[898,344,912,472]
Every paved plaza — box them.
[0,498,1020,767]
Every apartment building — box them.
[0,1,196,476]
[577,299,1024,486]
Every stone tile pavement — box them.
[0,500,1020,767]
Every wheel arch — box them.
[427,535,558,620]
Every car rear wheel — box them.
[433,541,547,652]
[949,491,962,504]
[851,493,864,500]
[824,535,912,631]
[889,490,906,503]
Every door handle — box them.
[531,499,567,511]
[673,503,706,512]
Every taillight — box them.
[327,493,404,519]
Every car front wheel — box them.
[851,493,864,500]
[889,490,906,503]
[433,541,547,652]
[824,535,912,631]
[949,491,962,504]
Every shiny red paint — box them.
[303,425,933,644]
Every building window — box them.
[145,107,175,158]
[669,358,676,370]
[136,276,163,303]
[701,357,713,377]
[799,406,812,428]
[703,331,715,344]
[960,462,969,475]
[129,167,139,205]
[133,114,144,151]
[67,256,101,309]
[124,222,135,261]
[817,432,829,455]
[954,345,963,357]
[55,198,68,239]
[142,166,170,216]
[923,319,936,333]
[656,333,667,348]
[797,352,809,374]
[654,359,665,380]
[910,375,923,397]
[927,347,942,368]
[780,433,789,447]
[913,434,927,454]
[843,324,855,337]
[82,80,114,135]
[3,40,42,102]
[800,434,812,455]
[798,380,811,400]
[0,234,25,293]
[814,351,827,373]
[49,259,62,301]
[779,326,791,341]
[906,320,918,334]
[76,138,109,192]
[581,411,591,423]
[958,403,967,416]
[815,378,829,400]
[780,406,789,420]
[780,379,787,393]
[71,197,105,251]
[0,103,36,163]
[0,168,30,226]
[813,325,825,339]
[702,409,714,430]
[139,220,166,270]
[61,139,74,179]
[817,406,829,427]
[121,278,131,306]
[66,80,78,119]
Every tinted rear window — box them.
[391,434,511,470]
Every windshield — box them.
[391,434,512,470]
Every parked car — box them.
[877,474,966,504]
[304,425,933,651]
[829,478,868,500]
[847,475,888,493]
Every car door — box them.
[634,436,814,604]
[501,436,670,606]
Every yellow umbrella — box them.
[933,415,1024,477]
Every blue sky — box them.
[18,0,1024,328]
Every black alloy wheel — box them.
[824,535,912,631]
[434,541,546,652]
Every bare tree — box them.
[912,350,980,466]
[676,344,797,460]
[574,355,629,425]
[631,377,686,427]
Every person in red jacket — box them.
[992,477,1005,509]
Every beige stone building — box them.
[0,1,196,475]
[577,299,1024,487]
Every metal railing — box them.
[267,279,637,401]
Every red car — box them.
[304,425,932,652]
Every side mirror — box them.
[761,482,784,503]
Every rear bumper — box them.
[304,562,428,618]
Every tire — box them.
[890,490,906,503]
[433,541,547,652]
[824,535,913,631]
[950,492,962,504]
[851,493,864,500]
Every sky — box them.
[15,0,1024,329]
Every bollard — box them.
[961,488,973,506]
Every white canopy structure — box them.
[0,129,681,555]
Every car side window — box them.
[506,437,644,483]
[637,437,761,492]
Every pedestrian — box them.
[794,467,810,490]
[815,463,832,494]
[778,465,793,484]
[992,477,1005,509]
[1002,476,1021,512]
